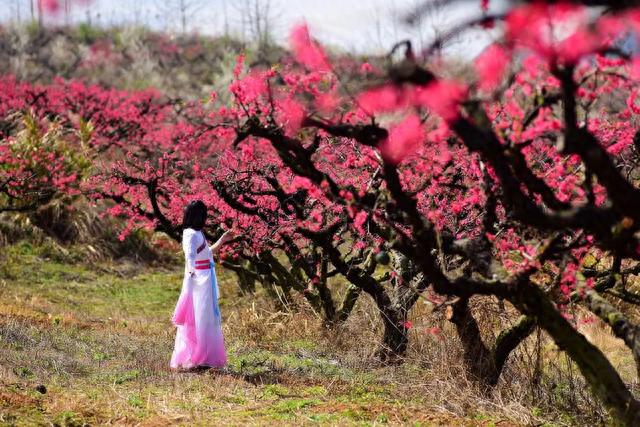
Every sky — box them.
[0,0,505,59]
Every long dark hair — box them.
[182,200,207,231]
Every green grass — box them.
[0,241,584,426]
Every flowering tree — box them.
[0,113,84,213]
[210,6,640,424]
[0,76,169,214]
[89,68,410,344]
[7,0,640,422]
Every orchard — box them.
[4,0,640,425]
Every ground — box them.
[0,241,625,426]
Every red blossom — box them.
[360,62,373,74]
[276,97,305,136]
[475,44,510,92]
[413,80,467,122]
[380,114,425,164]
[289,23,330,72]
[357,85,404,114]
[234,54,245,78]
[40,0,61,14]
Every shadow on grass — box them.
[177,365,288,386]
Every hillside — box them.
[0,23,284,98]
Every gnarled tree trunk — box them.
[513,281,640,426]
[584,290,640,381]
[447,298,535,387]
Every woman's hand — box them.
[210,230,234,255]
[219,230,234,244]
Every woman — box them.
[170,200,232,370]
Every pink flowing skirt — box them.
[170,267,226,369]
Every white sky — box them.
[0,0,506,59]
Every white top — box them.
[182,228,210,275]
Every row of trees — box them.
[4,1,640,424]
[4,0,76,26]
[2,0,278,42]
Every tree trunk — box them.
[490,314,535,385]
[316,236,408,361]
[447,298,538,387]
[374,250,426,361]
[335,284,361,323]
[220,260,258,295]
[584,290,640,382]
[280,233,418,361]
[261,252,324,312]
[37,0,42,26]
[238,271,256,294]
[316,254,336,322]
[447,298,494,383]
[236,261,257,294]
[378,308,409,362]
[513,281,640,426]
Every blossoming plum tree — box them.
[0,76,167,214]
[6,0,640,422]
[213,5,640,424]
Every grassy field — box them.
[0,240,633,426]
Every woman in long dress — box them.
[170,200,232,370]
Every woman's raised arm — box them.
[210,230,233,256]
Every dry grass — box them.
[0,201,177,263]
[0,240,635,426]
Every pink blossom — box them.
[234,54,245,78]
[556,29,599,65]
[425,327,441,337]
[627,90,640,115]
[353,210,368,235]
[631,58,640,80]
[412,80,467,122]
[40,0,61,14]
[360,62,373,74]
[506,3,590,62]
[276,97,305,136]
[475,44,510,92]
[357,85,404,114]
[380,114,425,164]
[289,23,330,72]
[354,240,367,250]
[316,92,339,114]
[291,176,313,191]
[229,72,268,104]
